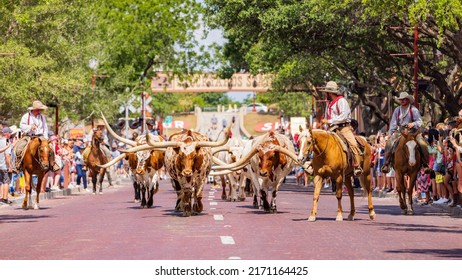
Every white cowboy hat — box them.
[28,100,48,111]
[9,125,21,135]
[319,81,342,95]
[95,119,105,126]
[395,92,415,104]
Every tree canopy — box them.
[204,0,462,133]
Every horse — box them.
[84,129,109,194]
[20,137,52,210]
[392,126,421,215]
[298,126,376,221]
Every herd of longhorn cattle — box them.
[98,113,375,221]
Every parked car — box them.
[246,103,268,112]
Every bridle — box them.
[300,131,330,163]
[32,138,50,171]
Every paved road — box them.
[0,177,461,260]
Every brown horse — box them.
[298,127,376,221]
[21,137,52,209]
[85,129,108,194]
[392,126,421,215]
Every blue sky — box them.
[195,10,253,103]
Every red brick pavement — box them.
[0,177,461,260]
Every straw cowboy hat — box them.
[95,119,105,126]
[319,81,342,95]
[395,92,414,104]
[28,100,48,111]
[9,125,21,135]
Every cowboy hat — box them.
[9,125,21,135]
[28,100,48,111]
[319,81,342,95]
[395,92,414,104]
[95,119,105,126]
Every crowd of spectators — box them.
[368,115,462,208]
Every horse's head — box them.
[31,137,51,170]
[297,129,314,163]
[397,128,420,167]
[92,129,104,145]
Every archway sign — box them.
[151,72,272,93]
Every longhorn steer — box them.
[121,129,229,217]
[212,138,246,202]
[99,113,165,208]
[212,131,299,213]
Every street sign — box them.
[164,116,173,124]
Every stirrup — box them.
[354,166,363,176]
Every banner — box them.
[290,117,307,136]
[69,128,85,139]
[152,72,272,93]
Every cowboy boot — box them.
[380,149,393,174]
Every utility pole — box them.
[413,24,419,109]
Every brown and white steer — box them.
[212,131,299,213]
[98,114,165,208]
[211,137,246,201]
[122,129,229,217]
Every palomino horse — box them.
[85,129,109,194]
[21,137,52,209]
[298,126,376,221]
[392,126,421,215]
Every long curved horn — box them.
[145,126,151,143]
[211,146,230,155]
[98,153,127,168]
[209,170,235,176]
[101,112,137,147]
[119,143,169,153]
[212,156,228,166]
[197,127,230,148]
[211,145,259,171]
[272,145,303,166]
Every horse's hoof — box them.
[183,211,192,217]
[401,209,407,215]
[347,215,355,221]
[238,197,245,202]
[407,210,414,215]
[336,215,343,221]
[22,204,28,210]
[369,211,376,220]
[34,204,39,210]
[308,216,316,222]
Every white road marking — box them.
[210,202,217,206]
[228,257,241,259]
[214,214,224,221]
[220,236,235,245]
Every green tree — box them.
[204,0,462,134]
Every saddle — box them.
[331,132,365,166]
